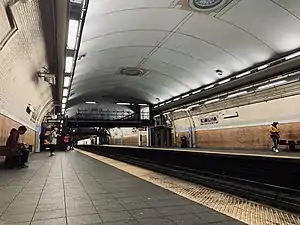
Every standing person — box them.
[270,122,280,153]
[6,126,28,168]
[49,128,59,156]
[63,134,70,151]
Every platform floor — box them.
[0,151,244,225]
[106,145,300,159]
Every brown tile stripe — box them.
[77,149,300,225]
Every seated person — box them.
[5,126,28,168]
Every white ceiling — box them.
[68,0,300,111]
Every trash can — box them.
[180,136,187,148]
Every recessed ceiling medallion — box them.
[188,0,228,11]
[119,67,149,77]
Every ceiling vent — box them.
[119,67,149,77]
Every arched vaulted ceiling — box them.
[68,0,300,112]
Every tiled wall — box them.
[0,0,53,129]
[0,113,35,147]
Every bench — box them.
[278,140,300,151]
[0,146,29,169]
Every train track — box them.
[85,149,300,214]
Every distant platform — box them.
[103,145,300,160]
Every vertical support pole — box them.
[186,110,196,148]
[146,127,151,147]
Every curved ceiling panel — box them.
[82,8,189,41]
[69,0,300,114]
[220,0,300,52]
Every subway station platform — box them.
[0,151,244,225]
[105,145,300,160]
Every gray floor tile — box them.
[121,201,150,210]
[67,206,97,216]
[131,208,164,219]
[33,209,66,221]
[67,214,102,225]
[156,206,190,216]
[99,210,134,223]
[0,212,33,223]
[31,218,66,225]
[104,219,140,225]
[137,217,177,225]
[168,214,207,225]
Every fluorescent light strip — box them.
[166,101,172,104]
[86,101,97,104]
[153,106,158,109]
[227,91,248,98]
[285,51,300,60]
[116,102,131,105]
[257,80,287,90]
[219,78,231,85]
[62,97,67,104]
[182,94,190,98]
[138,104,148,106]
[63,88,69,97]
[236,71,251,78]
[62,103,66,109]
[204,98,220,104]
[63,76,71,88]
[159,103,165,107]
[192,89,201,94]
[257,64,269,70]
[173,97,180,101]
[65,57,74,73]
[67,20,79,50]
[204,84,214,90]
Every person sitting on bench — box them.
[5,126,28,168]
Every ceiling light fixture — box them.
[285,51,300,60]
[63,88,69,97]
[204,98,220,104]
[138,103,148,106]
[219,78,231,85]
[192,89,202,94]
[62,97,67,104]
[257,64,269,71]
[204,84,214,90]
[63,76,71,88]
[65,57,73,73]
[182,94,190,98]
[257,80,287,90]
[67,20,79,50]
[173,97,180,101]
[116,103,131,106]
[236,71,251,78]
[86,101,97,104]
[227,91,248,98]
[62,103,66,109]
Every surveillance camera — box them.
[216,69,223,76]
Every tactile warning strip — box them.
[77,150,300,225]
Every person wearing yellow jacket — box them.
[270,122,280,152]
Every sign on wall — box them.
[198,115,219,125]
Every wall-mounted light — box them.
[223,112,239,119]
